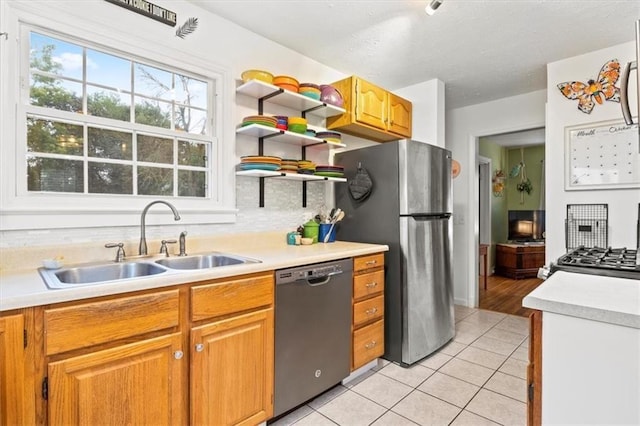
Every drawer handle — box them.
[364,340,377,349]
[365,260,378,265]
[365,282,378,288]
[366,307,378,315]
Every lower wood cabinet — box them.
[0,313,34,425]
[48,333,184,425]
[33,271,275,426]
[191,308,273,426]
[527,310,542,426]
[351,253,385,370]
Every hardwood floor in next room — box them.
[479,275,543,317]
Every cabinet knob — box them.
[195,343,204,352]
[174,350,184,360]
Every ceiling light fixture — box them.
[425,0,443,15]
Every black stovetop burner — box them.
[549,246,640,279]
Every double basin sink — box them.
[39,252,261,289]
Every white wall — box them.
[447,90,547,306]
[546,41,640,261]
[395,79,445,147]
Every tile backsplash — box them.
[0,177,328,249]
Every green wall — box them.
[507,145,545,211]
[479,141,545,271]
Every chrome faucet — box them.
[179,231,188,256]
[139,200,181,255]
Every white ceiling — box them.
[189,0,639,109]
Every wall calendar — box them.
[565,119,639,190]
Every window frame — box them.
[0,3,237,230]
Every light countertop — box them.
[0,232,388,311]
[522,271,640,329]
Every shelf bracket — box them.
[301,104,325,118]
[258,89,283,115]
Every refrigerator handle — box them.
[620,60,637,126]
[407,213,452,220]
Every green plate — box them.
[314,172,344,178]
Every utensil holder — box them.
[319,223,336,243]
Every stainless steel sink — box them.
[155,253,260,270]
[39,252,261,289]
[39,261,167,289]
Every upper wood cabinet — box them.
[326,76,412,142]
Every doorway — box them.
[476,128,546,316]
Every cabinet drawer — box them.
[353,269,384,300]
[45,290,180,356]
[353,253,384,272]
[353,295,384,328]
[191,273,273,322]
[352,319,384,370]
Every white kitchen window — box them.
[26,31,212,198]
[0,4,236,230]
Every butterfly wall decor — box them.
[557,59,621,114]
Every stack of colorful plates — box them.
[315,165,344,178]
[297,160,316,175]
[316,131,342,144]
[242,115,277,128]
[274,116,288,130]
[280,158,299,174]
[239,155,282,171]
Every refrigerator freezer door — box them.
[399,215,455,365]
[398,141,452,215]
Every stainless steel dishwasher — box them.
[273,258,353,417]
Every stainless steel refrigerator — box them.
[335,140,455,366]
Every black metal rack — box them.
[565,204,609,250]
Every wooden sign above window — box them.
[105,0,177,27]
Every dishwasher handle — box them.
[302,270,343,287]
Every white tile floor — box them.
[270,306,530,426]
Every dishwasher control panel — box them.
[275,259,351,285]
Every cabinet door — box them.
[355,78,387,130]
[191,308,274,426]
[527,310,542,426]
[0,314,29,425]
[388,93,412,137]
[48,333,184,425]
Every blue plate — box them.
[240,163,280,171]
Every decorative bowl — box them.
[275,83,299,92]
[319,85,344,107]
[241,69,274,84]
[273,75,300,87]
[288,123,307,134]
[287,116,307,125]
